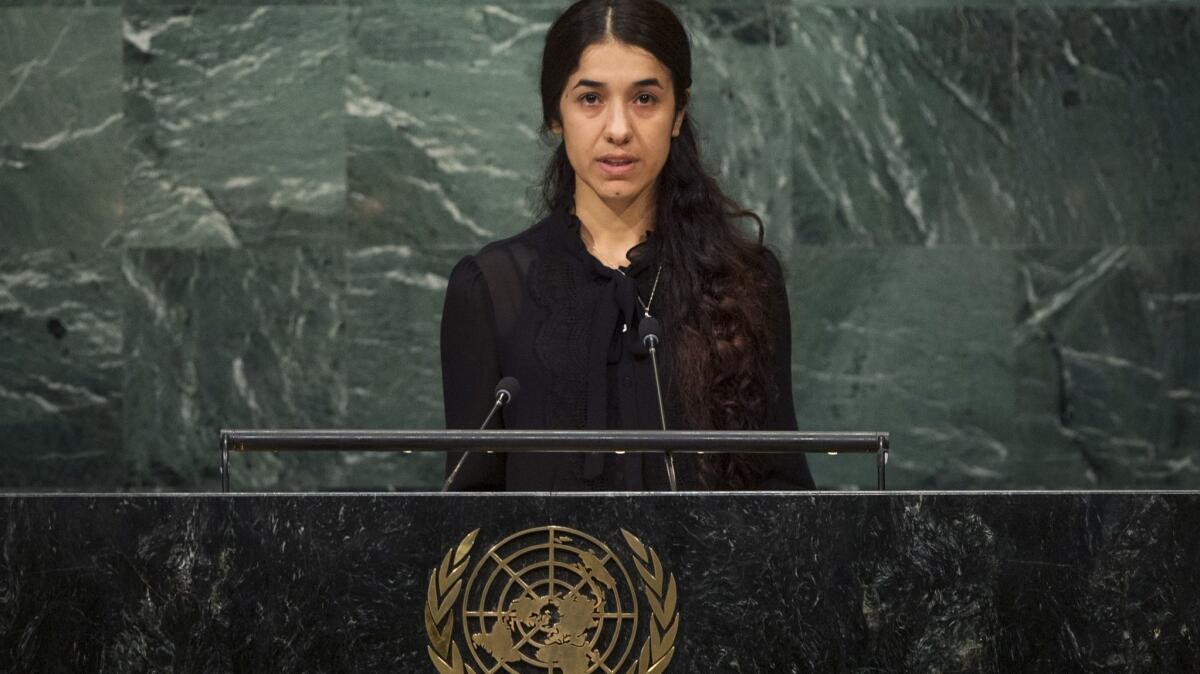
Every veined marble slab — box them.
[0,3,1197,492]
[0,492,1197,671]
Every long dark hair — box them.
[538,0,783,489]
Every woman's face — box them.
[550,39,686,208]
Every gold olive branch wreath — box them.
[425,528,479,674]
[620,529,679,674]
[423,528,680,674]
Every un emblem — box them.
[424,526,679,673]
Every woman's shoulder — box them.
[755,243,787,287]
[470,209,559,260]
[449,211,563,289]
[751,244,791,321]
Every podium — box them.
[2,491,1198,670]
[2,431,1196,670]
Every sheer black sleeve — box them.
[440,255,507,490]
[759,250,817,490]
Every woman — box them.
[440,0,814,491]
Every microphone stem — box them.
[441,395,505,492]
[479,393,506,430]
[649,345,677,491]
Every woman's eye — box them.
[580,93,601,105]
[636,93,657,105]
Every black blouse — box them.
[439,205,815,491]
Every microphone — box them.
[639,316,660,351]
[489,377,520,424]
[441,376,520,492]
[638,317,677,491]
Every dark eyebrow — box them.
[572,78,665,90]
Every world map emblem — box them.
[424,526,679,674]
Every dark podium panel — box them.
[1,492,1198,672]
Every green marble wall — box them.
[1,1,1197,491]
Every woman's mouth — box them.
[598,157,638,176]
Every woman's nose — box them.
[604,104,632,144]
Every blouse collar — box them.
[553,200,660,278]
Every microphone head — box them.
[638,316,661,348]
[495,376,520,403]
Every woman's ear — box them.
[672,88,690,137]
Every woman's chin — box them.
[598,181,646,201]
[576,176,651,206]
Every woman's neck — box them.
[572,184,655,269]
